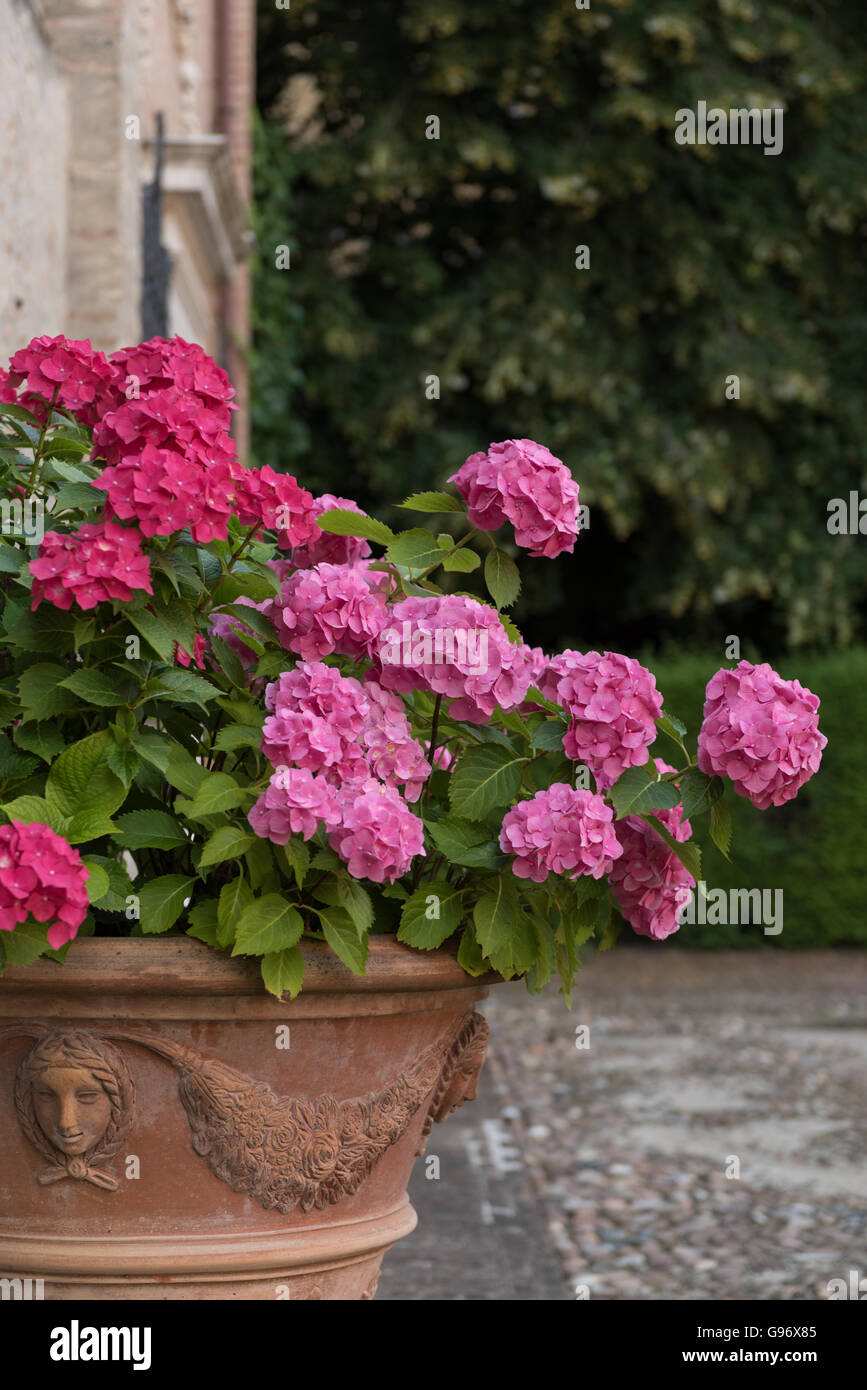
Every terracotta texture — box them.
[0,937,491,1300]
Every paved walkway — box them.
[378,950,867,1301]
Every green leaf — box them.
[232,895,304,956]
[128,609,177,663]
[44,730,126,821]
[52,481,104,513]
[398,879,464,949]
[456,925,490,976]
[399,491,465,513]
[187,900,220,947]
[484,548,521,609]
[218,874,254,948]
[138,875,196,934]
[598,907,622,952]
[81,857,111,904]
[0,794,63,832]
[1,919,55,967]
[162,745,209,796]
[442,547,481,573]
[212,603,276,642]
[449,744,526,821]
[473,875,520,956]
[428,815,505,869]
[486,912,537,978]
[638,816,702,881]
[180,771,250,819]
[106,745,140,788]
[18,664,76,721]
[317,904,369,973]
[276,836,310,891]
[113,810,189,851]
[678,768,724,820]
[315,507,394,546]
[609,766,681,818]
[261,946,305,999]
[10,723,65,764]
[207,636,247,687]
[386,527,448,573]
[656,710,687,742]
[213,723,264,755]
[199,824,255,868]
[61,668,128,707]
[145,668,220,710]
[530,718,569,751]
[336,876,374,934]
[709,796,733,860]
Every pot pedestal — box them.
[0,938,491,1300]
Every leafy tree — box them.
[253,0,867,655]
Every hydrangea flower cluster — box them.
[0,821,89,948]
[544,650,663,789]
[450,438,579,558]
[250,664,430,879]
[292,494,373,569]
[5,335,115,427]
[608,760,694,940]
[697,661,827,811]
[30,521,153,611]
[499,785,623,883]
[374,594,534,723]
[93,441,239,544]
[268,562,389,661]
[230,464,318,550]
[108,336,236,422]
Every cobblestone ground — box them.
[379,949,867,1301]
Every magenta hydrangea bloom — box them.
[548,650,663,789]
[374,594,534,723]
[359,679,431,802]
[0,821,89,948]
[450,438,579,558]
[329,779,425,883]
[249,768,341,844]
[697,660,827,811]
[108,335,236,424]
[6,335,116,427]
[92,389,236,470]
[269,562,389,661]
[30,522,153,611]
[292,494,373,569]
[231,464,318,550]
[94,441,238,544]
[608,817,694,942]
[499,785,622,883]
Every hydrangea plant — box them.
[0,337,827,1001]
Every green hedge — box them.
[642,648,864,948]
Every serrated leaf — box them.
[399,491,465,513]
[609,766,680,818]
[473,875,520,956]
[428,815,505,869]
[45,730,126,820]
[133,730,176,775]
[456,924,489,976]
[162,745,209,796]
[709,796,733,860]
[275,837,310,891]
[678,768,724,820]
[217,873,253,948]
[317,904,369,974]
[81,857,111,904]
[138,875,196,934]
[442,547,481,573]
[0,794,62,831]
[232,895,303,956]
[146,668,220,709]
[181,771,249,818]
[106,745,140,788]
[398,879,464,949]
[656,710,687,742]
[128,609,177,663]
[638,815,702,881]
[386,527,448,573]
[530,718,569,751]
[1,919,54,967]
[261,946,305,999]
[18,663,76,721]
[187,900,219,947]
[213,723,264,754]
[199,824,255,868]
[484,548,521,609]
[113,810,189,851]
[61,667,128,707]
[486,912,537,978]
[449,744,526,821]
[315,507,394,546]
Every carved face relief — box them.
[31,1065,113,1157]
[14,1030,135,1191]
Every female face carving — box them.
[31,1065,112,1156]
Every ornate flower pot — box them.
[0,937,490,1301]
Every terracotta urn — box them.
[0,937,491,1300]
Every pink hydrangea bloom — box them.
[269,562,389,661]
[30,522,153,611]
[249,768,341,844]
[535,648,591,704]
[499,785,623,883]
[6,335,115,427]
[359,679,431,802]
[94,441,237,544]
[292,494,373,568]
[450,438,579,558]
[374,594,534,723]
[0,821,89,948]
[92,389,236,470]
[697,660,827,811]
[608,817,694,942]
[548,650,663,789]
[329,779,425,883]
[108,336,236,424]
[231,465,318,550]
[260,663,372,780]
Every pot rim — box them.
[0,935,493,997]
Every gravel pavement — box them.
[378,949,867,1301]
